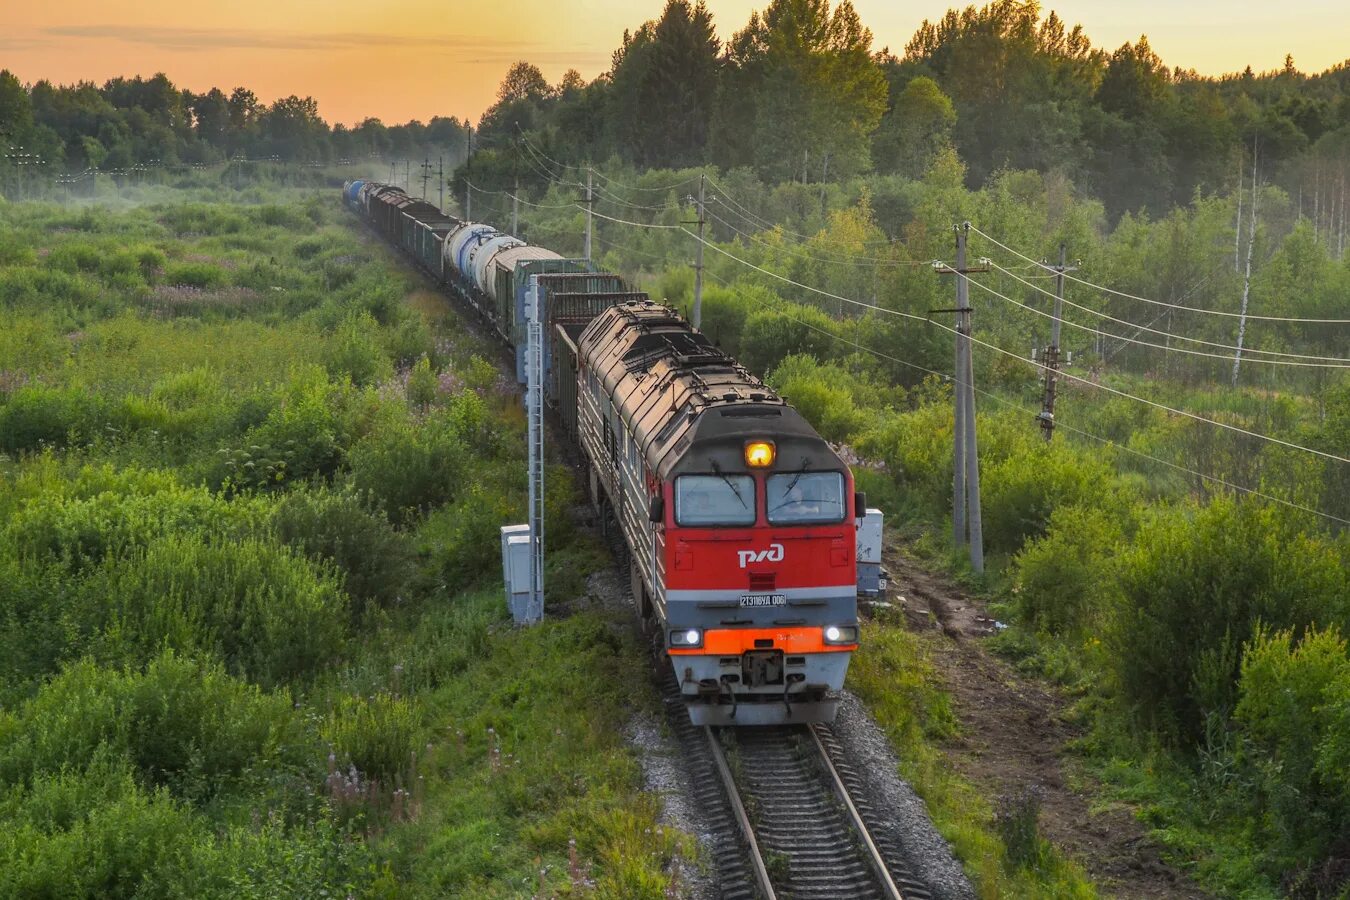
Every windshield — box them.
[675,475,756,526]
[767,472,846,524]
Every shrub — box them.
[324,312,392,387]
[768,354,873,442]
[0,385,103,452]
[0,653,313,802]
[93,535,348,686]
[382,312,435,368]
[418,479,521,587]
[1012,505,1122,636]
[217,369,353,490]
[163,261,229,289]
[406,355,438,407]
[271,486,414,616]
[0,771,204,900]
[1108,498,1350,745]
[1233,625,1350,875]
[738,302,839,375]
[347,400,496,523]
[855,392,954,514]
[981,442,1123,554]
[4,480,259,572]
[324,693,418,781]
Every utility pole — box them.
[1038,244,1077,441]
[419,158,431,200]
[511,177,519,235]
[438,155,444,212]
[465,125,473,220]
[692,173,706,328]
[583,167,593,260]
[405,159,410,190]
[935,224,989,572]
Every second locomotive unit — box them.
[344,179,875,726]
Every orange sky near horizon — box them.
[2,0,1347,127]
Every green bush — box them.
[0,385,103,452]
[93,536,348,686]
[856,391,954,514]
[0,653,313,803]
[324,693,418,781]
[981,441,1124,554]
[382,312,435,368]
[406,354,438,407]
[1233,625,1350,877]
[216,368,357,490]
[768,354,872,442]
[163,261,229,289]
[4,480,259,572]
[271,486,414,616]
[1108,498,1350,745]
[738,302,839,375]
[418,479,521,588]
[324,312,392,387]
[348,403,488,524]
[0,769,204,900]
[1012,505,1122,636]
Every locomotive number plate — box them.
[739,593,786,607]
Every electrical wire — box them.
[679,227,1350,465]
[465,168,1349,464]
[966,272,1350,369]
[704,175,897,248]
[970,224,1350,324]
[704,209,934,269]
[988,261,1350,363]
[767,295,1350,526]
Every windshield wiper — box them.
[710,459,747,509]
[781,456,810,495]
[770,457,812,513]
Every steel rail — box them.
[705,726,778,900]
[810,723,906,900]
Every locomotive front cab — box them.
[660,429,861,726]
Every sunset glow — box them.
[3,0,1347,126]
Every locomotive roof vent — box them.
[722,391,737,401]
[750,392,765,402]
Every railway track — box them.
[654,666,931,899]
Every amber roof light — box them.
[745,440,775,468]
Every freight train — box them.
[344,180,877,726]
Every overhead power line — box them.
[988,261,1350,363]
[968,271,1350,369]
[970,224,1350,324]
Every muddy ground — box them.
[883,545,1212,899]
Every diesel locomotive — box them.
[344,179,874,726]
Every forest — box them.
[2,0,1349,222]
[2,0,1350,897]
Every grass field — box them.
[0,191,691,898]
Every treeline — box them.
[466,0,1350,219]
[0,70,467,172]
[3,1,1348,218]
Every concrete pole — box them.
[693,173,706,329]
[957,223,984,573]
[584,168,593,260]
[952,226,967,549]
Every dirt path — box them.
[881,545,1212,899]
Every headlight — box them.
[823,624,859,645]
[744,440,775,468]
[670,628,703,648]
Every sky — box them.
[1,0,1347,127]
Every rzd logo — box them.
[738,543,784,568]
